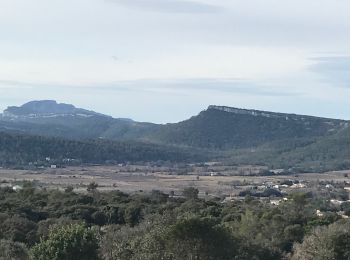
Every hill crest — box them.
[207,105,346,123]
[3,100,111,119]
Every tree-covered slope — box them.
[149,106,348,149]
[226,125,350,172]
[0,132,206,166]
[273,125,350,171]
[2,101,350,169]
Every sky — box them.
[1,0,350,123]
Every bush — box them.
[292,220,350,260]
[0,239,28,260]
[29,224,99,260]
[162,218,237,260]
[182,187,199,200]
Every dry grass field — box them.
[1,165,350,197]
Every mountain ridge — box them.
[3,100,111,119]
[149,105,349,149]
[208,105,348,122]
[1,100,350,171]
[2,100,348,125]
[1,100,349,150]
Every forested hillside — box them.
[227,126,350,172]
[2,101,350,171]
[2,101,347,150]
[0,132,206,166]
[150,106,348,149]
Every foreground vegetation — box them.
[1,184,350,259]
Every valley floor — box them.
[1,165,350,197]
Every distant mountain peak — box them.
[3,100,110,118]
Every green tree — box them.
[162,218,237,260]
[0,215,38,245]
[292,220,350,260]
[0,239,28,260]
[182,187,199,200]
[29,224,99,260]
[87,182,98,192]
[124,205,142,227]
[64,186,74,193]
[99,224,145,260]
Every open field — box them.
[1,165,350,197]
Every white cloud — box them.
[0,0,350,121]
[0,46,312,85]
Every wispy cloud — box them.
[0,77,300,97]
[107,0,221,13]
[309,56,350,88]
[128,78,301,97]
[0,80,35,89]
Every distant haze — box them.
[1,0,350,123]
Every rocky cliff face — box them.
[207,105,347,128]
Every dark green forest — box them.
[150,107,346,149]
[0,184,349,259]
[227,126,350,172]
[2,102,350,172]
[0,132,207,167]
[3,129,350,172]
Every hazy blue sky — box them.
[1,0,350,123]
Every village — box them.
[1,162,350,219]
